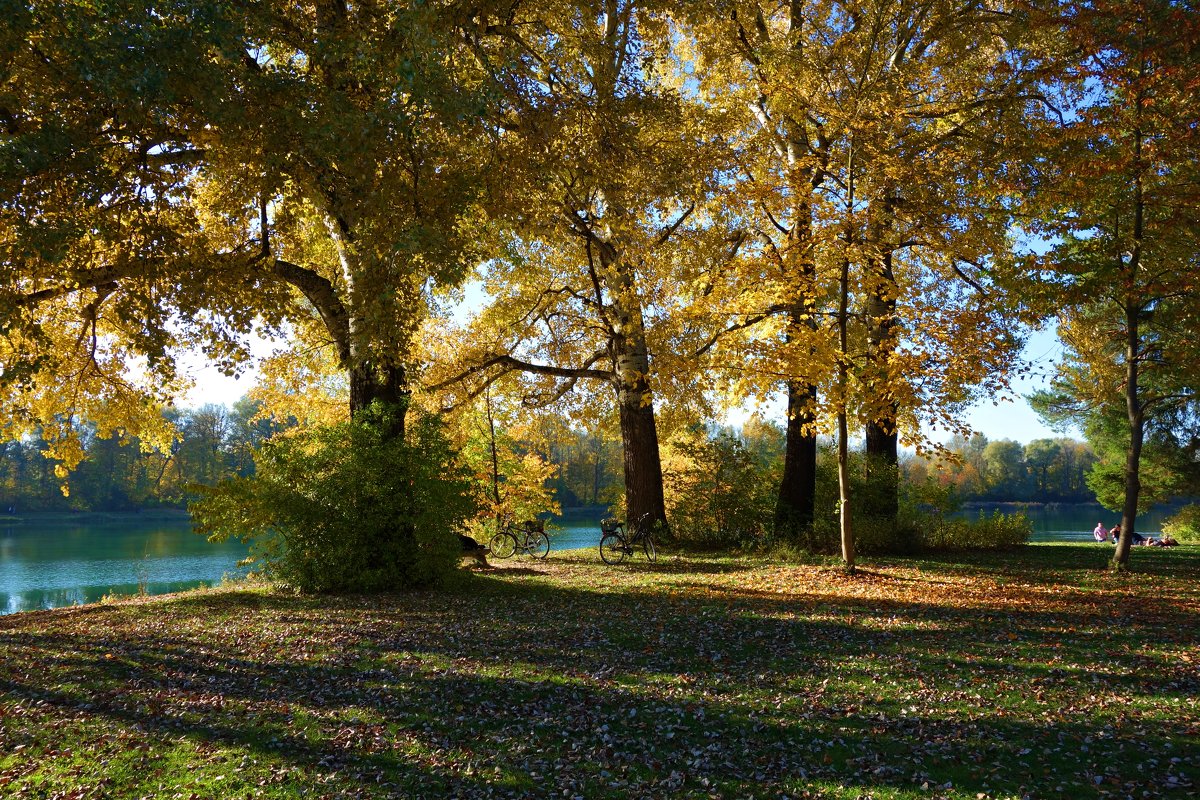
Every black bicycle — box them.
[489,518,550,559]
[599,513,657,564]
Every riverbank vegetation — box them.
[1,545,1196,799]
[1163,505,1200,544]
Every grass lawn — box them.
[1,543,1197,799]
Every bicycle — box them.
[488,518,550,560]
[599,513,658,565]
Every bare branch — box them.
[691,312,773,359]
[949,259,987,295]
[426,350,613,393]
[654,203,696,247]
[13,259,163,310]
[271,259,352,364]
[143,148,206,169]
[585,238,616,335]
[522,373,581,407]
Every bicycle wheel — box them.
[599,532,627,565]
[642,534,656,562]
[489,531,517,559]
[528,532,550,559]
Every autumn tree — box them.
[827,0,1046,522]
[661,425,777,548]
[447,387,560,537]
[1,0,494,462]
[945,433,990,497]
[679,2,834,539]
[1028,0,1200,568]
[0,1,524,587]
[519,412,623,509]
[1023,438,1061,498]
[681,1,1045,557]
[982,439,1027,495]
[427,0,733,527]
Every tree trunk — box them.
[616,383,666,527]
[615,362,667,529]
[838,411,855,570]
[592,450,602,506]
[775,378,817,536]
[837,142,856,571]
[1113,306,1143,569]
[485,388,502,510]
[864,418,899,519]
[1114,115,1147,571]
[838,255,855,572]
[864,230,899,522]
[599,229,667,529]
[775,166,821,540]
[349,359,409,440]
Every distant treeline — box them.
[0,402,1103,514]
[905,434,1098,504]
[543,424,1105,510]
[0,399,283,512]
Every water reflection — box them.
[0,516,248,615]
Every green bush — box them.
[1163,504,1200,543]
[663,429,775,550]
[917,510,1031,551]
[192,406,477,593]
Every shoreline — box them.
[0,508,191,525]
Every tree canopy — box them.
[3,0,1197,571]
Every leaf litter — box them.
[0,544,1196,799]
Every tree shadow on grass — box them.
[911,542,1200,579]
[1,552,1197,798]
[2,609,1195,799]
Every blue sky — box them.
[954,326,1077,444]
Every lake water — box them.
[0,505,1174,615]
[548,520,608,552]
[959,503,1169,542]
[0,515,249,615]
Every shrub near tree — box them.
[1163,505,1200,544]
[656,424,1030,557]
[193,406,477,593]
[662,428,777,550]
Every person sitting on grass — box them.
[1116,526,1149,545]
[1094,521,1109,542]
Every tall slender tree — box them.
[1028,0,1200,568]
[682,2,834,539]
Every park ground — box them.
[0,544,1197,800]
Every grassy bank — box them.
[1,544,1197,799]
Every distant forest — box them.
[0,399,280,512]
[906,434,1099,504]
[0,400,1103,513]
